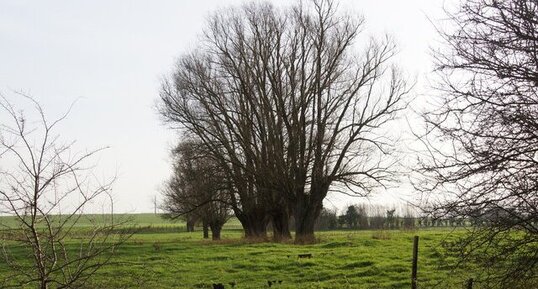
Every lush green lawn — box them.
[0,214,474,289]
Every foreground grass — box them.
[91,229,469,288]
[0,215,474,288]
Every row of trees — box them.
[158,0,409,243]
[166,198,508,236]
[316,205,416,231]
[158,0,537,286]
[160,0,537,285]
[316,205,517,231]
[161,142,231,240]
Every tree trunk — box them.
[202,220,209,239]
[271,209,291,241]
[210,223,222,241]
[238,214,268,239]
[245,218,268,239]
[294,212,317,244]
[294,185,326,244]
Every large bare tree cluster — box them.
[0,95,125,289]
[417,0,538,287]
[159,0,408,243]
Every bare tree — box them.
[0,94,125,289]
[158,0,408,243]
[416,0,538,287]
[161,141,232,241]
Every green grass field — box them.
[0,214,474,289]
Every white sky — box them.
[0,0,454,213]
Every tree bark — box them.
[271,209,292,241]
[210,223,222,241]
[236,211,268,239]
[294,185,326,244]
[294,209,318,244]
[202,220,209,239]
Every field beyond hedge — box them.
[0,214,475,289]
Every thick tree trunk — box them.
[210,223,222,241]
[294,185,327,244]
[202,220,209,239]
[271,209,291,241]
[232,202,269,239]
[294,210,317,244]
[244,218,268,239]
[236,212,268,239]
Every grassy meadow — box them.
[0,214,475,289]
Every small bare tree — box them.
[0,94,124,289]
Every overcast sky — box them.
[0,0,453,213]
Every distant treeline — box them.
[312,204,478,231]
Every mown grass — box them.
[0,214,475,289]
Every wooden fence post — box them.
[411,235,419,289]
